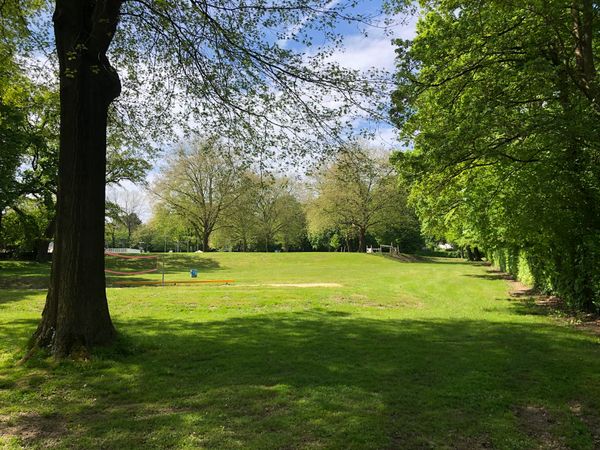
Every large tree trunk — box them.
[32,0,123,357]
[572,0,598,111]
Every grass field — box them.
[1,253,599,449]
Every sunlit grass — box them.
[1,253,599,449]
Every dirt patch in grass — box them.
[451,434,493,449]
[574,319,600,337]
[0,412,66,447]
[568,401,600,448]
[514,405,567,449]
[515,402,600,449]
[0,277,48,289]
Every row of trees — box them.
[134,139,422,254]
[391,1,600,312]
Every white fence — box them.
[367,244,400,257]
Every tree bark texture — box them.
[32,0,123,356]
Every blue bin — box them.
[190,269,198,278]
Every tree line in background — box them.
[128,139,423,254]
[0,72,425,258]
[391,0,600,312]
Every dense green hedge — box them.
[487,246,600,313]
[487,248,534,288]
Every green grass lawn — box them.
[1,253,599,449]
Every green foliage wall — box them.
[391,0,600,312]
[487,248,535,288]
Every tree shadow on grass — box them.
[0,277,49,289]
[0,261,51,277]
[464,269,514,281]
[507,297,553,317]
[161,254,222,274]
[3,310,600,449]
[0,261,51,290]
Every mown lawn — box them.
[0,253,599,449]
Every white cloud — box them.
[370,126,401,149]
[325,15,418,72]
[327,34,397,72]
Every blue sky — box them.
[283,1,418,148]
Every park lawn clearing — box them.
[1,252,600,449]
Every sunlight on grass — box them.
[1,253,599,449]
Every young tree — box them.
[215,174,260,252]
[140,204,191,252]
[107,188,146,246]
[253,176,306,252]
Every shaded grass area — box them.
[0,261,51,290]
[1,253,599,449]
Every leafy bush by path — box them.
[487,246,600,313]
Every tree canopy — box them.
[153,138,247,252]
[391,0,600,311]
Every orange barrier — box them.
[105,251,158,260]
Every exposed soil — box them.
[504,275,600,336]
[514,405,567,449]
[0,412,66,447]
[568,401,600,448]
